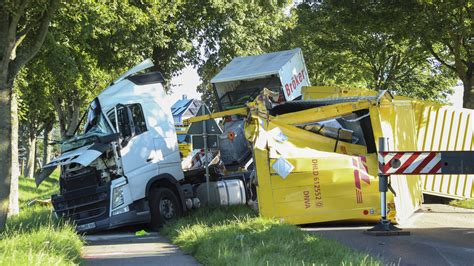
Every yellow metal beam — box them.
[186,107,248,123]
[271,100,372,125]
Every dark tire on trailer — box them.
[149,187,182,231]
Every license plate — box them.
[77,222,96,231]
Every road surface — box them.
[82,230,200,266]
[304,204,474,266]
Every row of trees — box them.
[0,0,293,228]
[0,0,471,229]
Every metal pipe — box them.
[378,137,388,221]
[202,106,210,204]
[380,178,387,220]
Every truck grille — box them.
[53,168,110,225]
[60,167,100,192]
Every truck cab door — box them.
[108,104,158,179]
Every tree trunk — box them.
[25,133,36,179]
[42,124,53,165]
[462,76,474,109]
[0,84,13,228]
[8,92,19,216]
[54,98,82,139]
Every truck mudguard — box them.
[145,173,188,211]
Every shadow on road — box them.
[303,204,474,266]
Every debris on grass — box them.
[135,229,150,236]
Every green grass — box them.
[449,199,474,209]
[0,172,83,266]
[162,206,380,266]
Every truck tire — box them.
[149,187,182,230]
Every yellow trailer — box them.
[189,86,473,225]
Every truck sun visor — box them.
[35,142,109,187]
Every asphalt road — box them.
[82,231,200,266]
[303,204,474,266]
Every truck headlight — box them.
[112,185,125,209]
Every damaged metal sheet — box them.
[240,88,402,224]
[188,86,472,226]
[36,165,56,187]
[35,142,109,186]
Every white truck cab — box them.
[38,60,196,232]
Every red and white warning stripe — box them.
[378,152,442,175]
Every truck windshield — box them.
[61,98,113,152]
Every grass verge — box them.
[449,199,474,209]
[162,206,380,265]
[0,172,83,266]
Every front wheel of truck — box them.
[150,188,182,230]
[149,187,182,230]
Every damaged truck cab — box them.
[39,60,190,232]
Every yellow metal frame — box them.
[186,107,248,123]
[187,86,472,224]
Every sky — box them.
[448,83,463,108]
[167,65,202,103]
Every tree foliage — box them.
[276,2,457,101]
[32,1,184,137]
[405,0,473,108]
[16,60,56,178]
[28,0,293,123]
[189,1,293,110]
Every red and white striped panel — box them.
[378,152,442,175]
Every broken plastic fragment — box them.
[135,229,150,236]
[272,157,294,179]
[35,143,107,187]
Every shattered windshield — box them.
[61,98,113,152]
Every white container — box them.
[197,179,246,206]
[211,48,310,111]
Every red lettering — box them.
[294,75,300,86]
[285,84,290,96]
[285,69,307,98]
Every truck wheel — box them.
[149,187,182,230]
